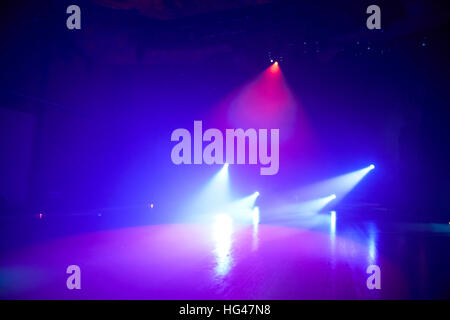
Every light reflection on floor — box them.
[0,213,414,299]
[213,214,233,277]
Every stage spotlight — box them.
[213,162,229,182]
[223,55,303,143]
[252,206,260,226]
[226,191,260,221]
[330,211,336,234]
[304,194,336,212]
[293,164,376,202]
[215,213,233,230]
[217,162,229,179]
[269,61,280,73]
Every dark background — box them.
[0,0,449,220]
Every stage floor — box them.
[0,212,449,299]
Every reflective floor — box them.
[0,212,449,299]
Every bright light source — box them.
[251,207,260,250]
[330,194,337,200]
[330,210,336,234]
[269,61,280,73]
[213,213,233,276]
[369,164,375,170]
[225,191,261,221]
[215,213,232,229]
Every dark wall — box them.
[0,0,449,218]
